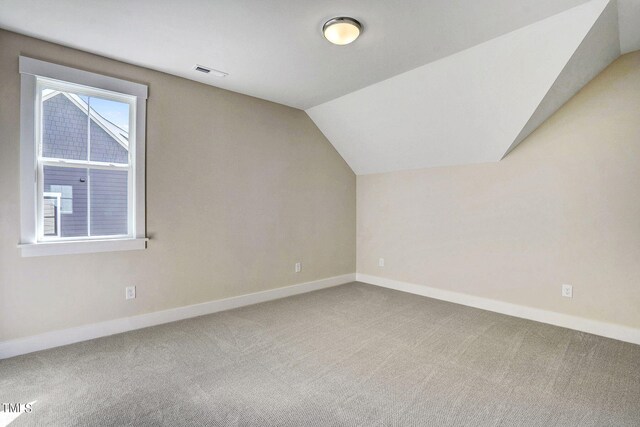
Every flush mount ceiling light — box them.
[323,17,362,45]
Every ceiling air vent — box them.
[193,64,228,78]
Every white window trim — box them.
[19,56,148,257]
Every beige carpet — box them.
[1,282,639,426]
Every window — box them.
[19,57,148,256]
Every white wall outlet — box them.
[295,262,301,273]
[561,284,573,298]
[125,286,136,300]
[378,258,385,267]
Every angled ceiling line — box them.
[501,0,620,159]
[306,0,619,175]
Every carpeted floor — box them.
[1,282,639,426]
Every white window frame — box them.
[18,57,148,257]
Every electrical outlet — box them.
[125,286,136,300]
[561,284,573,298]
[295,262,301,273]
[378,258,385,267]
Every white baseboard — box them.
[356,273,640,346]
[0,273,356,359]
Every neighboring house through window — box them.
[43,192,61,237]
[49,185,73,214]
[41,90,129,237]
[18,57,148,256]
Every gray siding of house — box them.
[43,166,88,237]
[90,169,128,236]
[42,94,128,237]
[43,94,88,160]
[90,120,128,163]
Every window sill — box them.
[18,237,148,257]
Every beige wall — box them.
[357,52,640,329]
[0,30,356,341]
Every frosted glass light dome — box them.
[323,17,362,45]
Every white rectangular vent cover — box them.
[193,65,228,77]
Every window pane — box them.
[41,90,130,164]
[50,184,73,214]
[43,166,88,237]
[90,169,128,236]
[42,90,88,160]
[88,96,130,164]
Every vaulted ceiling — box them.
[308,0,623,174]
[1,0,638,174]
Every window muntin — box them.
[36,78,135,242]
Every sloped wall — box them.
[357,52,640,329]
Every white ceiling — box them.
[0,0,594,110]
[307,0,620,174]
[504,0,620,158]
[1,0,638,175]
